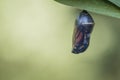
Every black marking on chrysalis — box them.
[72,10,95,54]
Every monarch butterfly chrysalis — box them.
[72,10,95,54]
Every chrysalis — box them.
[72,10,95,54]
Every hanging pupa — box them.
[72,10,95,54]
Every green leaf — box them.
[55,0,120,19]
[108,0,120,7]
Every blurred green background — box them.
[0,0,120,80]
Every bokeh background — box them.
[0,0,120,80]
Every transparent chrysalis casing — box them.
[72,10,95,54]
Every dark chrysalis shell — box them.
[72,10,95,54]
